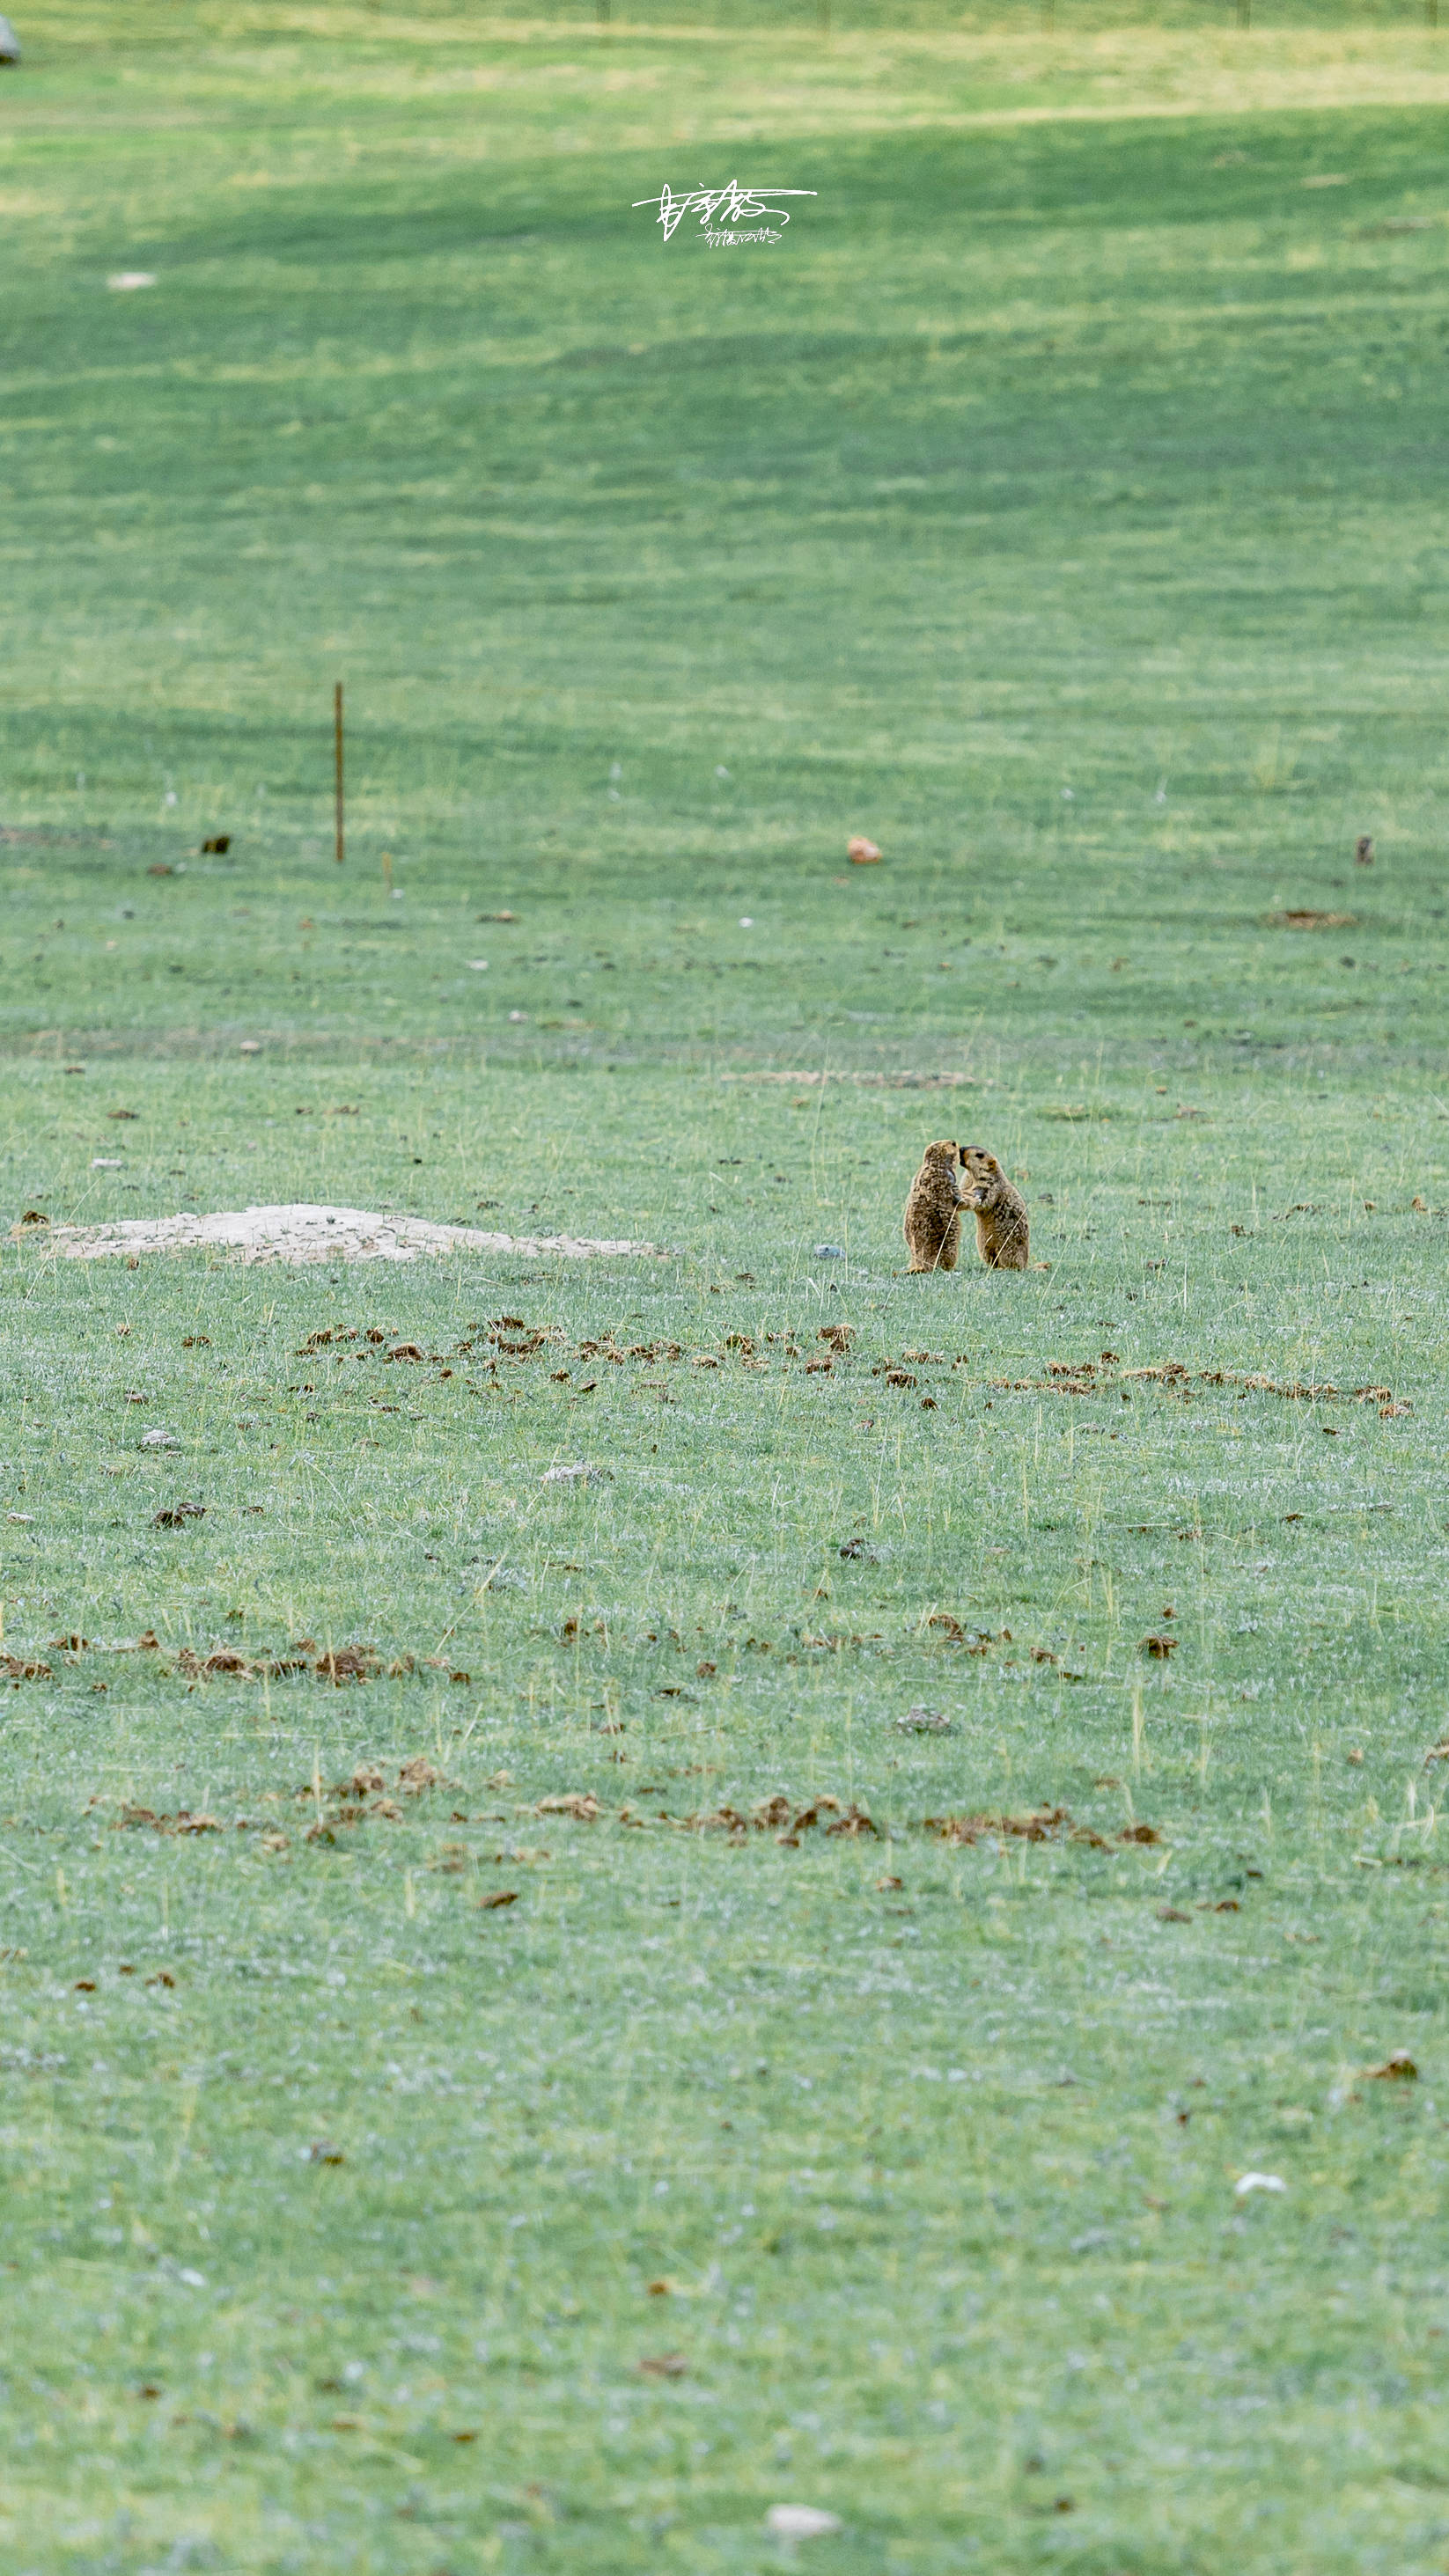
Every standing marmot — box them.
[903,1141,971,1273]
[960,1147,1030,1270]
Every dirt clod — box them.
[399,1757,441,1794]
[315,1646,381,1685]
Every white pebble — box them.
[765,2504,842,2539]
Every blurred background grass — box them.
[3,5,1448,1067]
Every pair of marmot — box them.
[903,1141,1028,1273]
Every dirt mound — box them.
[15,1203,661,1267]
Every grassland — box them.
[3,6,1449,2571]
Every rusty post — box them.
[334,681,344,865]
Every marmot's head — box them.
[922,1140,971,1198]
[960,1146,1003,1204]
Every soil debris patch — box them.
[923,1805,1159,1850]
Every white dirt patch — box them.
[17,1204,662,1267]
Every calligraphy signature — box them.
[632,181,818,243]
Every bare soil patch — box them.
[13,1203,661,1266]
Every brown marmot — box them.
[903,1141,971,1273]
[960,1147,1030,1270]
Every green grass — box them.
[4,7,1449,2570]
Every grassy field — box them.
[4,6,1449,2571]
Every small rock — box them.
[813,1244,846,1260]
[0,18,21,63]
[1234,2171,1287,2198]
[542,1461,612,1486]
[765,2504,842,2539]
[139,1428,180,1449]
[895,1706,952,1734]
